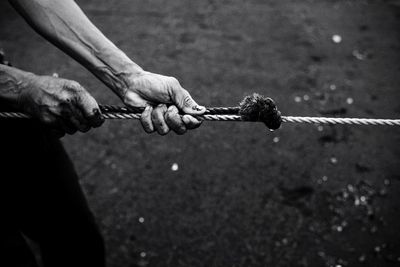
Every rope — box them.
[1,108,399,126]
[282,116,400,126]
[99,105,240,115]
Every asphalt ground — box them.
[1,0,399,266]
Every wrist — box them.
[0,65,36,109]
[89,47,145,97]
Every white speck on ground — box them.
[346,97,354,104]
[332,34,342,43]
[171,163,179,171]
[352,49,367,60]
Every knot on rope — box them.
[239,93,282,130]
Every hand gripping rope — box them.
[0,93,399,130]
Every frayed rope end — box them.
[239,93,282,130]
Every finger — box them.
[60,104,91,133]
[140,106,155,133]
[41,113,76,135]
[41,113,66,137]
[74,88,104,128]
[182,115,203,130]
[171,87,205,115]
[165,105,186,135]
[151,104,169,135]
[57,117,78,135]
[69,105,91,133]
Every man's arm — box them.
[9,0,205,135]
[9,0,140,97]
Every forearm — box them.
[9,0,143,97]
[0,64,34,109]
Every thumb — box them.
[173,88,205,115]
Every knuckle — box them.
[143,106,153,116]
[141,111,151,121]
[68,81,82,90]
[157,104,167,111]
[60,94,73,105]
[64,81,86,96]
[168,76,180,86]
[165,108,174,119]
[167,105,179,114]
[77,91,91,102]
[152,108,163,120]
[62,81,74,90]
[141,110,151,120]
[166,113,180,125]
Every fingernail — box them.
[192,105,205,111]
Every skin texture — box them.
[4,0,205,135]
[0,64,104,137]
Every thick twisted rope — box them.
[1,108,399,126]
[99,105,240,115]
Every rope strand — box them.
[1,109,399,126]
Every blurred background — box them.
[1,0,400,266]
